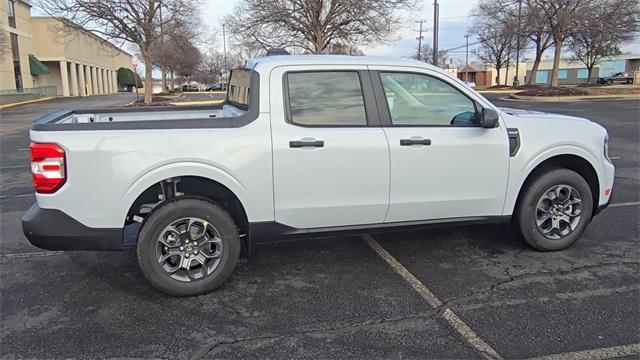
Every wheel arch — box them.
[512,153,600,218]
[122,162,251,249]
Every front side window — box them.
[379,72,478,126]
[286,71,367,126]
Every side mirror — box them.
[481,108,500,128]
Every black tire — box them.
[137,198,241,296]
[514,168,593,251]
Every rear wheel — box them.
[515,168,593,251]
[136,198,240,296]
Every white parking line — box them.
[363,234,442,308]
[609,201,640,208]
[442,309,503,360]
[525,343,640,360]
[362,234,502,360]
[609,156,621,160]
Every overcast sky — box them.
[203,0,480,63]
[33,0,638,68]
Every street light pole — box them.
[464,34,470,82]
[514,0,523,86]
[223,23,228,82]
[433,0,439,66]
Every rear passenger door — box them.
[270,66,390,229]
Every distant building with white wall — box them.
[525,54,640,85]
[1,0,133,101]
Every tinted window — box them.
[287,72,366,126]
[380,72,478,126]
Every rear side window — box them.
[286,72,367,126]
[227,69,251,109]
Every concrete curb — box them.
[478,90,524,94]
[169,100,224,106]
[0,97,56,110]
[509,94,640,102]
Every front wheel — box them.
[514,168,593,251]
[136,198,241,296]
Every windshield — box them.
[227,69,252,109]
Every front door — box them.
[270,66,390,229]
[371,68,510,223]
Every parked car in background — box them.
[206,83,227,91]
[598,72,634,85]
[23,56,614,297]
[181,84,199,92]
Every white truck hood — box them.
[499,107,591,123]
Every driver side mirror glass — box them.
[481,108,499,128]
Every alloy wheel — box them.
[535,184,583,240]
[155,217,223,282]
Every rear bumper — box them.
[22,204,123,251]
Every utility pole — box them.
[433,0,439,66]
[415,20,425,61]
[464,34,470,82]
[514,0,523,86]
[222,23,228,82]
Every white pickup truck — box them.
[23,56,614,296]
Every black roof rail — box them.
[266,48,290,56]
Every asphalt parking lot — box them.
[1,93,638,359]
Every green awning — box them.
[29,55,49,75]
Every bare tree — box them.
[417,43,447,67]
[152,18,202,91]
[195,51,231,85]
[36,0,199,104]
[520,0,555,85]
[225,0,416,55]
[470,0,517,85]
[533,0,591,86]
[229,37,267,61]
[567,0,639,84]
[325,41,365,56]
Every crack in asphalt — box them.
[436,259,639,311]
[189,311,444,359]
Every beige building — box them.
[1,0,133,98]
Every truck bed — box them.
[38,104,246,124]
[31,103,254,131]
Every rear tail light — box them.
[30,142,66,193]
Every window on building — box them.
[535,70,548,84]
[577,69,589,79]
[7,0,16,28]
[10,33,22,90]
[286,71,367,126]
[558,70,568,79]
